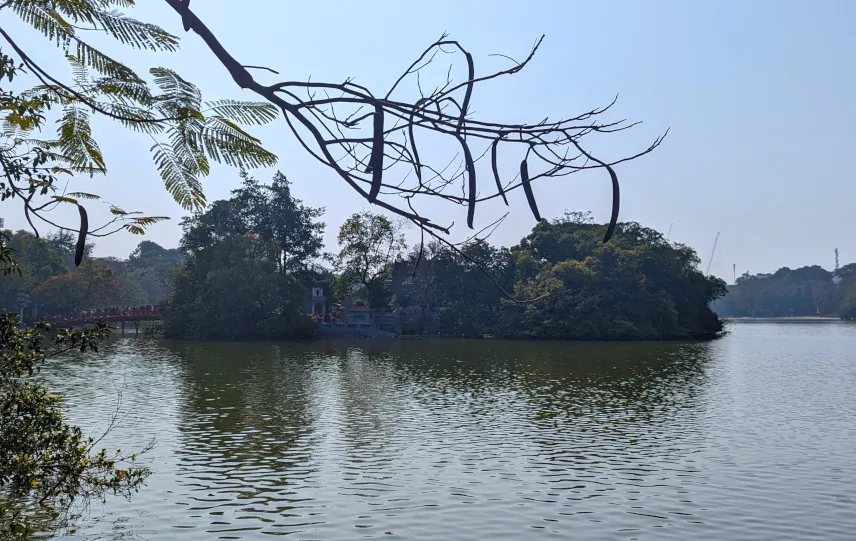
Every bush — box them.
[0,316,151,537]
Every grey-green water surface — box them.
[45,322,856,540]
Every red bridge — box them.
[49,307,160,335]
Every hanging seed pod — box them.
[520,159,541,222]
[367,102,384,203]
[490,136,509,206]
[408,110,422,185]
[74,204,88,267]
[602,163,620,243]
[460,136,477,229]
[456,52,475,135]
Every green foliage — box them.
[394,240,514,336]
[712,264,854,319]
[181,171,325,273]
[32,259,126,312]
[0,232,19,278]
[839,283,856,320]
[162,171,326,340]
[0,230,66,311]
[335,212,407,310]
[45,230,94,270]
[125,241,183,304]
[392,215,726,340]
[1,0,278,243]
[162,236,317,340]
[0,315,149,537]
[0,231,171,314]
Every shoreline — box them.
[722,317,845,323]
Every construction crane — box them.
[705,232,720,276]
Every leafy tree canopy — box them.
[389,214,726,340]
[162,170,326,340]
[335,212,407,311]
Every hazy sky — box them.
[2,0,853,282]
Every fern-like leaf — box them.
[91,76,153,105]
[90,9,180,52]
[150,143,205,211]
[202,116,278,169]
[52,195,79,204]
[150,67,201,115]
[55,106,106,174]
[204,99,279,125]
[70,36,142,81]
[67,191,101,200]
[11,2,74,44]
[132,215,170,226]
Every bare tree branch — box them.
[163,0,666,245]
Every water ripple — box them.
[38,323,856,540]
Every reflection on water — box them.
[42,322,856,540]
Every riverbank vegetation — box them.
[4,175,730,342]
[389,212,727,340]
[712,264,856,320]
[152,175,727,341]
[159,171,322,340]
[0,230,182,316]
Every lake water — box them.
[43,321,856,540]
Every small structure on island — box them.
[314,301,397,339]
[347,304,372,325]
[310,280,327,317]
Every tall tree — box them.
[126,241,183,304]
[181,170,325,272]
[335,212,407,310]
[45,230,95,269]
[230,171,325,274]
[162,171,325,339]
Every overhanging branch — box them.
[163,0,665,244]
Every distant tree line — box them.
[711,264,856,320]
[3,172,729,341]
[0,230,183,317]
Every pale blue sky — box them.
[2,0,854,282]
